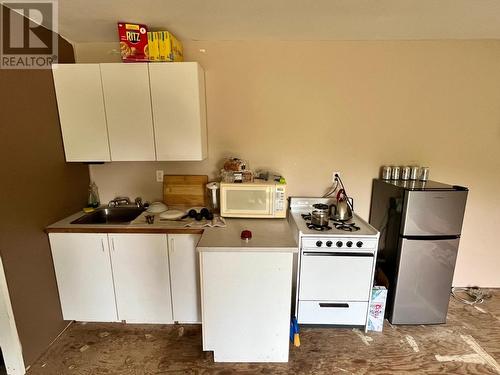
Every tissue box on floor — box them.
[367,286,387,332]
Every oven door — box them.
[299,251,374,301]
[221,185,273,217]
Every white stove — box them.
[289,197,378,237]
[288,197,380,331]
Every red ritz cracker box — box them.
[118,22,149,62]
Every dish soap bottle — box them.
[87,181,100,208]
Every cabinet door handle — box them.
[170,237,174,253]
[319,303,350,308]
[101,238,105,252]
[111,238,115,252]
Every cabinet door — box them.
[109,234,173,323]
[100,63,156,161]
[51,64,110,162]
[168,234,201,323]
[149,62,207,161]
[200,251,293,362]
[49,233,117,322]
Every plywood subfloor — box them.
[27,292,500,375]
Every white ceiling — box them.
[57,0,500,43]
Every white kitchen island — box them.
[197,219,298,363]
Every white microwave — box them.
[220,181,287,218]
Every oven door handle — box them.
[319,303,350,308]
[303,251,374,257]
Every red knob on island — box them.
[240,230,252,240]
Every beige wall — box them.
[0,18,90,365]
[76,40,500,287]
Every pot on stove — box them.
[330,189,353,222]
[311,203,330,227]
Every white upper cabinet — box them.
[52,64,111,162]
[52,62,207,162]
[149,62,208,161]
[100,63,156,161]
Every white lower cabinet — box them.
[200,251,293,362]
[49,233,118,322]
[109,234,173,324]
[49,232,201,324]
[168,234,202,323]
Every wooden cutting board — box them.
[163,175,208,207]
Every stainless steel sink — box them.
[71,207,145,224]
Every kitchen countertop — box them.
[45,210,204,234]
[46,210,298,252]
[197,218,298,252]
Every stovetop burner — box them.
[301,213,360,232]
[306,223,332,231]
[331,220,361,232]
[301,214,332,231]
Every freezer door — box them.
[390,238,459,324]
[402,190,467,236]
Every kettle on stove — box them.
[330,189,353,222]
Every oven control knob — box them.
[346,241,353,248]
[326,241,332,247]
[336,241,343,248]
[316,241,322,247]
[356,241,363,248]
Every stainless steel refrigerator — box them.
[369,179,468,324]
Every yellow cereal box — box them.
[171,34,183,61]
[147,32,160,61]
[158,31,183,62]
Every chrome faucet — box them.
[108,196,144,208]
[108,197,132,207]
[134,197,143,207]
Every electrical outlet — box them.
[156,170,164,182]
[332,171,341,182]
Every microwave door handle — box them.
[266,186,276,215]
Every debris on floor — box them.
[405,335,420,353]
[24,292,500,375]
[352,328,373,346]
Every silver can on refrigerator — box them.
[391,166,401,180]
[381,166,392,180]
[401,166,411,180]
[410,166,419,180]
[420,167,430,181]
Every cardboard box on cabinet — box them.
[118,22,149,62]
[147,32,160,61]
[158,31,184,62]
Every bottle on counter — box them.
[87,181,100,208]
